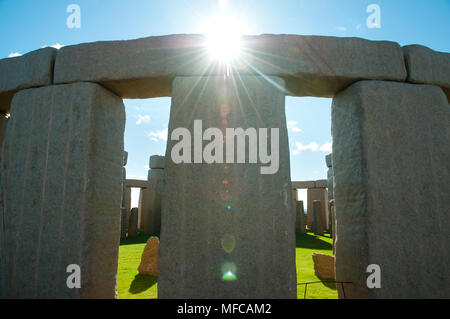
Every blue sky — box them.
[1,0,449,204]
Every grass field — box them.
[117,230,337,299]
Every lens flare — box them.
[222,270,237,281]
[221,234,236,253]
[221,262,237,281]
[204,16,243,63]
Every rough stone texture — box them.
[292,189,297,228]
[53,34,406,99]
[138,237,159,277]
[141,169,165,235]
[128,208,139,237]
[327,167,334,200]
[120,167,128,239]
[296,201,306,234]
[312,201,325,235]
[291,181,316,189]
[126,179,148,189]
[0,82,125,298]
[0,48,57,113]
[150,155,165,169]
[0,114,8,159]
[315,180,328,188]
[331,200,336,255]
[312,253,335,279]
[159,75,296,299]
[307,188,329,229]
[325,153,332,168]
[125,187,131,218]
[332,80,450,299]
[137,188,146,229]
[403,45,450,100]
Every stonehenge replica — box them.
[0,34,449,299]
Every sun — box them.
[204,16,243,63]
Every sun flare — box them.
[204,16,243,63]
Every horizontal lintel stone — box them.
[126,179,148,189]
[53,34,407,99]
[0,47,57,113]
[403,45,450,100]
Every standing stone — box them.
[312,201,325,236]
[0,83,125,298]
[330,200,336,255]
[312,253,335,279]
[292,189,297,229]
[120,153,128,239]
[332,80,450,298]
[137,188,146,230]
[307,188,329,230]
[128,208,139,238]
[0,113,8,159]
[159,75,296,299]
[142,168,164,235]
[296,201,306,234]
[138,237,160,276]
[125,187,131,218]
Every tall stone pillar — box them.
[0,113,8,159]
[326,154,334,235]
[141,155,165,235]
[120,151,129,239]
[296,200,306,234]
[307,188,329,229]
[332,81,450,298]
[159,75,296,299]
[0,83,125,298]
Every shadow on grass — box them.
[296,231,332,250]
[129,274,158,294]
[120,231,160,246]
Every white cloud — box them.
[320,142,332,152]
[8,52,22,58]
[148,128,168,142]
[287,121,302,133]
[136,114,150,125]
[41,43,64,50]
[291,141,332,155]
[336,26,347,32]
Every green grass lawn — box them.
[117,230,337,299]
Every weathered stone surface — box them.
[159,75,296,299]
[403,45,450,99]
[126,179,148,189]
[125,187,131,217]
[330,200,336,255]
[312,253,335,279]
[120,207,128,239]
[327,167,334,200]
[0,48,57,113]
[325,153,332,168]
[128,208,139,237]
[296,201,306,234]
[53,34,406,99]
[138,237,159,277]
[0,82,125,298]
[307,188,329,229]
[332,80,450,299]
[312,201,326,235]
[141,169,164,235]
[292,180,316,189]
[314,179,328,188]
[123,151,128,166]
[150,155,165,169]
[0,114,8,159]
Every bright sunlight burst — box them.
[204,16,243,63]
